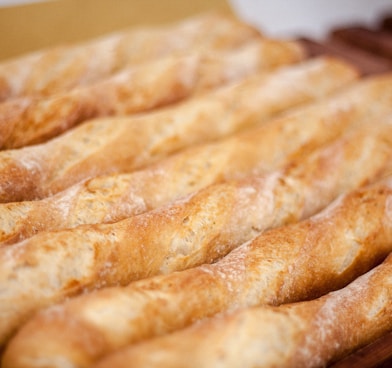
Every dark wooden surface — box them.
[299,21,392,76]
[299,15,392,368]
[330,332,392,368]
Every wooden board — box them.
[331,332,392,368]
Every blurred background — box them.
[230,0,391,38]
[0,0,391,60]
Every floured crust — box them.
[3,71,392,245]
[0,12,261,101]
[0,11,392,368]
[5,71,392,245]
[0,55,199,150]
[0,114,391,348]
[0,57,358,203]
[3,175,392,368]
[90,254,392,368]
[0,39,305,149]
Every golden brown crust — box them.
[0,57,358,203]
[90,254,392,368]
[0,56,198,150]
[2,71,392,245]
[0,39,305,149]
[193,38,305,92]
[2,11,392,368]
[0,79,367,245]
[4,174,392,368]
[0,115,391,350]
[0,12,261,101]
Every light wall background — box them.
[1,0,391,39]
[230,0,392,39]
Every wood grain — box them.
[331,332,392,368]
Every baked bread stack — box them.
[0,11,391,368]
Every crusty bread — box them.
[2,72,392,245]
[0,114,391,347]
[89,252,392,368]
[0,39,305,149]
[0,57,358,203]
[3,173,392,368]
[186,38,305,92]
[0,54,198,149]
[0,12,261,101]
[1,10,392,368]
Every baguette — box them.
[1,54,196,150]
[90,253,392,368]
[0,12,260,101]
[4,174,392,368]
[0,57,358,203]
[1,72,392,245]
[0,115,391,346]
[0,39,305,149]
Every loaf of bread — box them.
[0,38,305,149]
[3,171,392,368]
[2,72,392,245]
[0,12,261,101]
[2,10,392,367]
[0,57,358,203]
[0,113,391,346]
[0,55,198,150]
[88,252,392,368]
